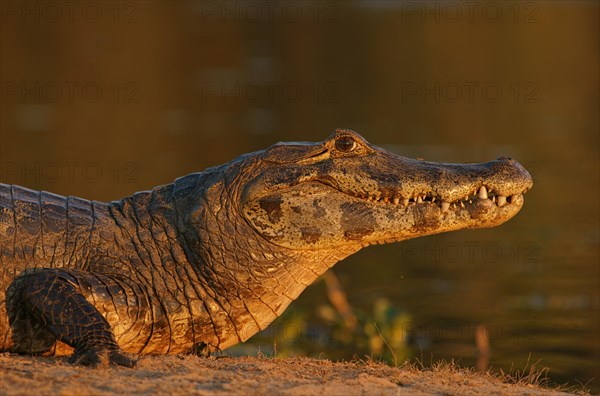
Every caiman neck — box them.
[173,171,357,348]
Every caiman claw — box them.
[68,347,138,368]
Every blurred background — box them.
[1,0,598,391]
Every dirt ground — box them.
[0,353,580,395]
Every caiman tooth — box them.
[431,197,436,203]
[460,201,465,208]
[497,195,506,207]
[478,186,488,199]
[492,196,496,203]
[510,194,518,203]
[393,197,400,205]
[441,202,450,212]
[402,198,409,207]
[416,196,423,203]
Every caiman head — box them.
[240,129,533,251]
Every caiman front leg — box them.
[14,268,138,367]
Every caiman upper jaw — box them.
[326,153,533,209]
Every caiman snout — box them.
[494,156,533,189]
[474,156,533,201]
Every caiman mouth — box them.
[341,184,527,213]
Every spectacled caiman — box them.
[0,129,533,367]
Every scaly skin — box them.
[0,129,532,366]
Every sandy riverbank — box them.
[0,353,584,395]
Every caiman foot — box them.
[16,269,139,368]
[69,346,138,367]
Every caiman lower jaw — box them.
[333,183,530,247]
[243,180,529,251]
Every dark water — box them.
[1,1,598,391]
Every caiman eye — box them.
[335,136,356,153]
